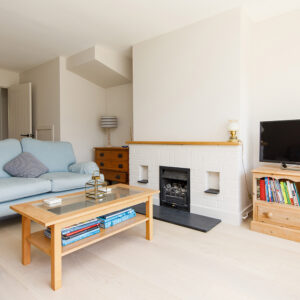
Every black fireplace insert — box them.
[159,166,190,212]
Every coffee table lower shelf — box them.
[28,213,148,257]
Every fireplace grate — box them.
[160,166,190,211]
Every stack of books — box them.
[97,208,136,229]
[44,218,101,246]
[258,177,300,206]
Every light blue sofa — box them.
[0,138,103,219]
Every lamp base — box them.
[106,128,112,147]
[228,131,239,143]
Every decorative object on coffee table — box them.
[228,120,239,142]
[85,171,107,200]
[100,116,118,147]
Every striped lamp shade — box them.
[100,116,118,128]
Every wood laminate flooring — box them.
[0,217,300,300]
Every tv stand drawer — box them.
[257,205,300,229]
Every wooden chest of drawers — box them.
[94,147,129,184]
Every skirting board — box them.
[191,205,247,226]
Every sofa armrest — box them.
[69,161,99,176]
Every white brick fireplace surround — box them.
[128,142,251,225]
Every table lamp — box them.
[100,116,118,147]
[228,120,239,142]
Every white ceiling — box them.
[0,0,299,72]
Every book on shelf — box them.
[270,179,277,203]
[61,218,100,235]
[61,228,100,246]
[264,178,269,202]
[291,183,299,206]
[280,182,287,204]
[259,179,266,200]
[257,177,300,207]
[294,183,300,205]
[97,208,136,229]
[99,208,134,221]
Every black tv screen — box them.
[260,120,300,165]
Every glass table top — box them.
[34,187,143,215]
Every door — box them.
[8,83,32,140]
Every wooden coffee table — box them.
[10,184,159,291]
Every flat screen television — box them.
[260,119,300,165]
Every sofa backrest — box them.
[0,139,22,178]
[21,138,76,172]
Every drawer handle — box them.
[115,175,121,179]
[100,153,104,157]
[118,164,123,169]
[264,212,273,218]
[100,162,104,167]
[118,153,123,158]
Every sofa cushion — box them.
[21,138,76,172]
[39,172,91,192]
[0,177,51,203]
[0,139,22,178]
[4,152,49,178]
[69,161,99,175]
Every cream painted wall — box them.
[133,9,242,141]
[19,56,131,162]
[59,57,106,162]
[0,68,19,88]
[105,83,133,146]
[20,58,61,140]
[251,9,300,168]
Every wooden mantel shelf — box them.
[126,141,241,146]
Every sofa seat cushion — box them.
[0,177,51,203]
[39,172,91,192]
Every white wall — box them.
[251,9,300,168]
[59,57,106,161]
[0,68,19,88]
[19,56,132,162]
[20,58,61,140]
[106,83,133,146]
[133,8,242,141]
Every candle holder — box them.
[85,171,107,200]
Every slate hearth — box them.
[133,203,221,232]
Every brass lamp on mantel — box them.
[228,120,239,142]
[100,116,118,147]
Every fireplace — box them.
[159,166,190,212]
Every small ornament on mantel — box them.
[228,120,239,142]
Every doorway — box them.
[0,88,8,140]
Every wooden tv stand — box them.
[251,166,300,242]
